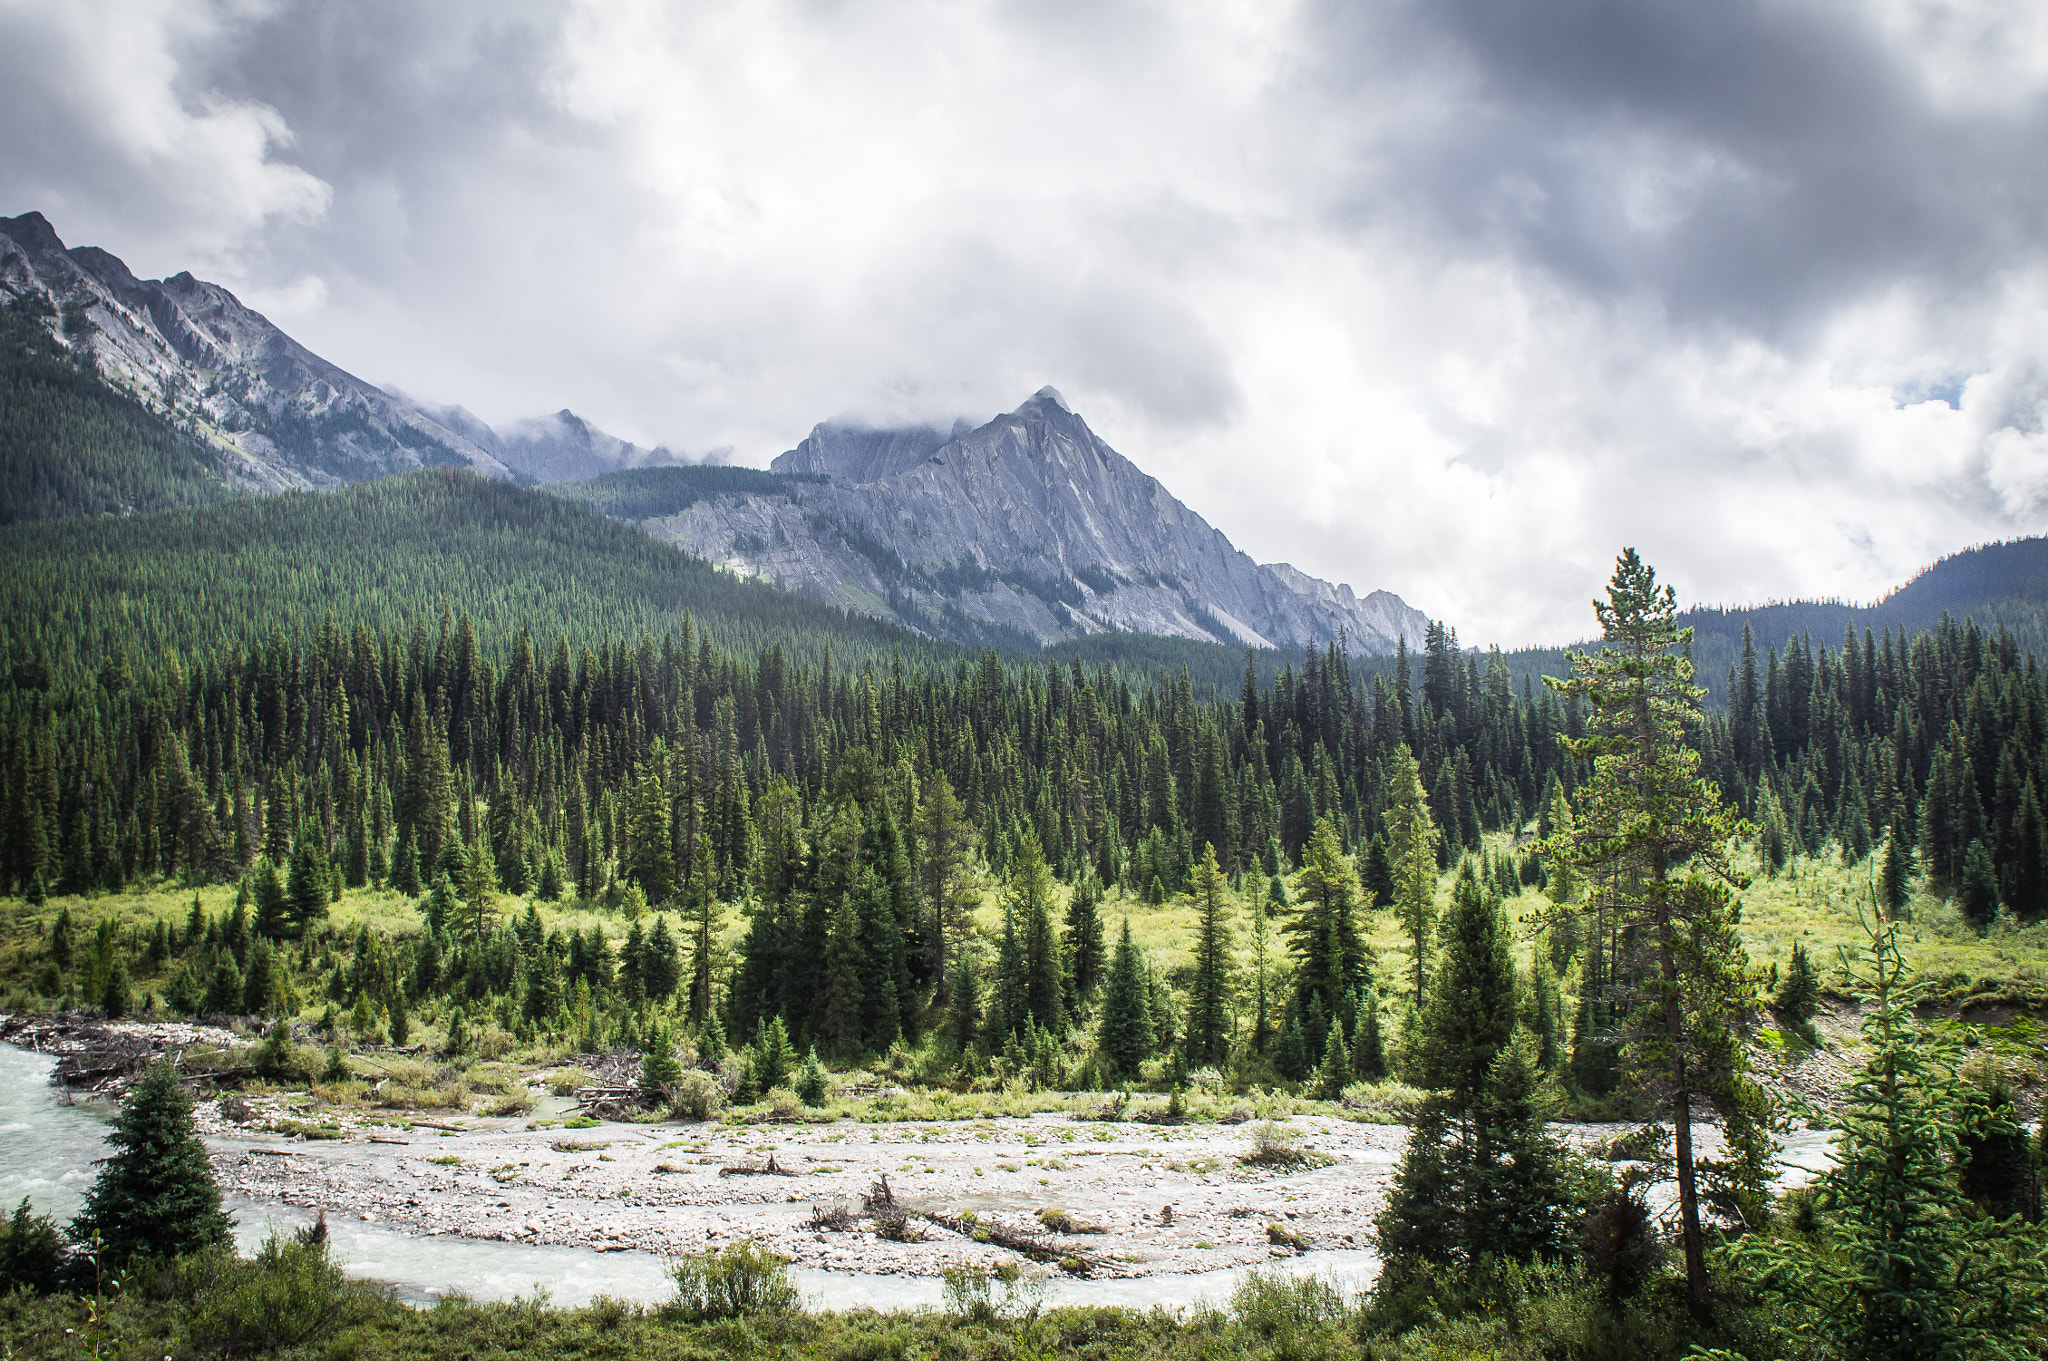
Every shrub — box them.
[670,1070,725,1122]
[666,1241,799,1321]
[765,1086,802,1120]
[0,1198,64,1293]
[940,1257,1043,1323]
[1230,1268,1348,1337]
[1240,1120,1313,1167]
[179,1235,387,1355]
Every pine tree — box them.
[1097,919,1153,1079]
[1961,838,2001,926]
[1376,868,1570,1285]
[1063,868,1108,1004]
[1723,919,2048,1357]
[1541,548,1757,1322]
[643,914,680,1002]
[72,1059,231,1264]
[1386,747,1440,1008]
[1880,826,1913,914]
[639,1021,681,1103]
[1313,1024,1350,1099]
[1286,817,1367,1025]
[1773,940,1820,1030]
[1186,843,1235,1067]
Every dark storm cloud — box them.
[1307,0,2048,337]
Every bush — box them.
[0,1198,64,1293]
[1240,1120,1314,1167]
[765,1086,802,1120]
[940,1257,1043,1323]
[1230,1268,1347,1338]
[665,1241,798,1321]
[177,1235,387,1355]
[670,1070,725,1122]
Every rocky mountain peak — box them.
[629,388,1429,655]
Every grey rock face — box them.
[0,211,511,491]
[419,404,692,484]
[639,386,1429,654]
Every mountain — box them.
[1483,535,2048,704]
[587,387,1428,655]
[0,469,933,676]
[419,404,692,484]
[0,211,513,491]
[0,211,671,501]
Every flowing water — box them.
[0,1040,1836,1311]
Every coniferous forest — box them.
[5,473,2048,1355]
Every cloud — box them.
[3,0,2047,645]
[0,0,330,270]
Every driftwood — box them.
[914,1198,1096,1272]
[719,1153,798,1177]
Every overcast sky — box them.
[4,0,2046,646]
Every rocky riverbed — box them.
[210,1110,1407,1277]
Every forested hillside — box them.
[1495,536,2048,703]
[0,469,936,682]
[0,297,232,524]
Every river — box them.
[0,1040,1834,1310]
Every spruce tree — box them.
[1722,919,2048,1357]
[1961,838,2001,926]
[949,955,983,1054]
[72,1060,231,1264]
[1063,867,1108,1004]
[1541,548,1757,1322]
[643,914,680,1002]
[392,831,421,897]
[639,1021,681,1103]
[1351,988,1386,1081]
[251,858,288,939]
[1275,1010,1309,1082]
[1313,1025,1350,1100]
[1376,868,1570,1285]
[284,824,331,936]
[685,849,721,1027]
[1773,940,1820,1031]
[1186,843,1235,1067]
[1097,919,1153,1079]
[1286,818,1367,1025]
[754,1016,797,1092]
[1386,747,1440,1008]
[1009,833,1066,1035]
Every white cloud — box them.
[0,0,329,270]
[4,0,2048,647]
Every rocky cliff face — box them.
[0,211,660,492]
[634,387,1428,654]
[0,212,515,491]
